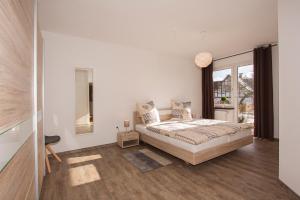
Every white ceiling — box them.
[38,0,278,59]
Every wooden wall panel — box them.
[37,29,44,194]
[37,29,43,110]
[0,134,35,200]
[25,179,35,200]
[0,0,34,133]
[37,122,44,193]
[0,0,36,199]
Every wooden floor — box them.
[41,139,299,200]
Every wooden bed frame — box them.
[133,110,253,165]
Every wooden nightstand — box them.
[117,131,139,148]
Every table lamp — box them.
[124,120,130,133]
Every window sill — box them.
[214,106,235,110]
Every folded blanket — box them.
[146,119,253,145]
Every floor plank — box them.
[40,139,300,200]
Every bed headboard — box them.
[133,108,172,129]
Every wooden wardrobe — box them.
[0,0,44,199]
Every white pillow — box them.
[137,101,160,125]
[171,100,192,120]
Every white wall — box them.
[213,47,279,138]
[278,0,300,195]
[43,32,202,152]
[214,52,253,69]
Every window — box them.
[213,68,232,105]
[238,65,254,123]
[213,64,254,124]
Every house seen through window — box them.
[213,68,232,105]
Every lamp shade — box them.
[124,120,130,128]
[195,52,213,68]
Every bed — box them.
[133,110,253,165]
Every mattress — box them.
[136,124,252,153]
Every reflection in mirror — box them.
[75,68,93,134]
[0,118,33,171]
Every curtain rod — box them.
[213,43,278,62]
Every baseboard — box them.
[278,179,300,198]
[57,142,117,156]
[253,137,279,142]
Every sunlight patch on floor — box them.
[67,154,102,165]
[69,164,101,186]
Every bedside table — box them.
[117,131,139,148]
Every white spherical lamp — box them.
[195,52,213,68]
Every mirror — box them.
[75,68,94,134]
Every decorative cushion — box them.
[137,101,160,125]
[171,100,192,120]
[45,135,61,145]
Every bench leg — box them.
[45,152,51,173]
[46,144,62,162]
